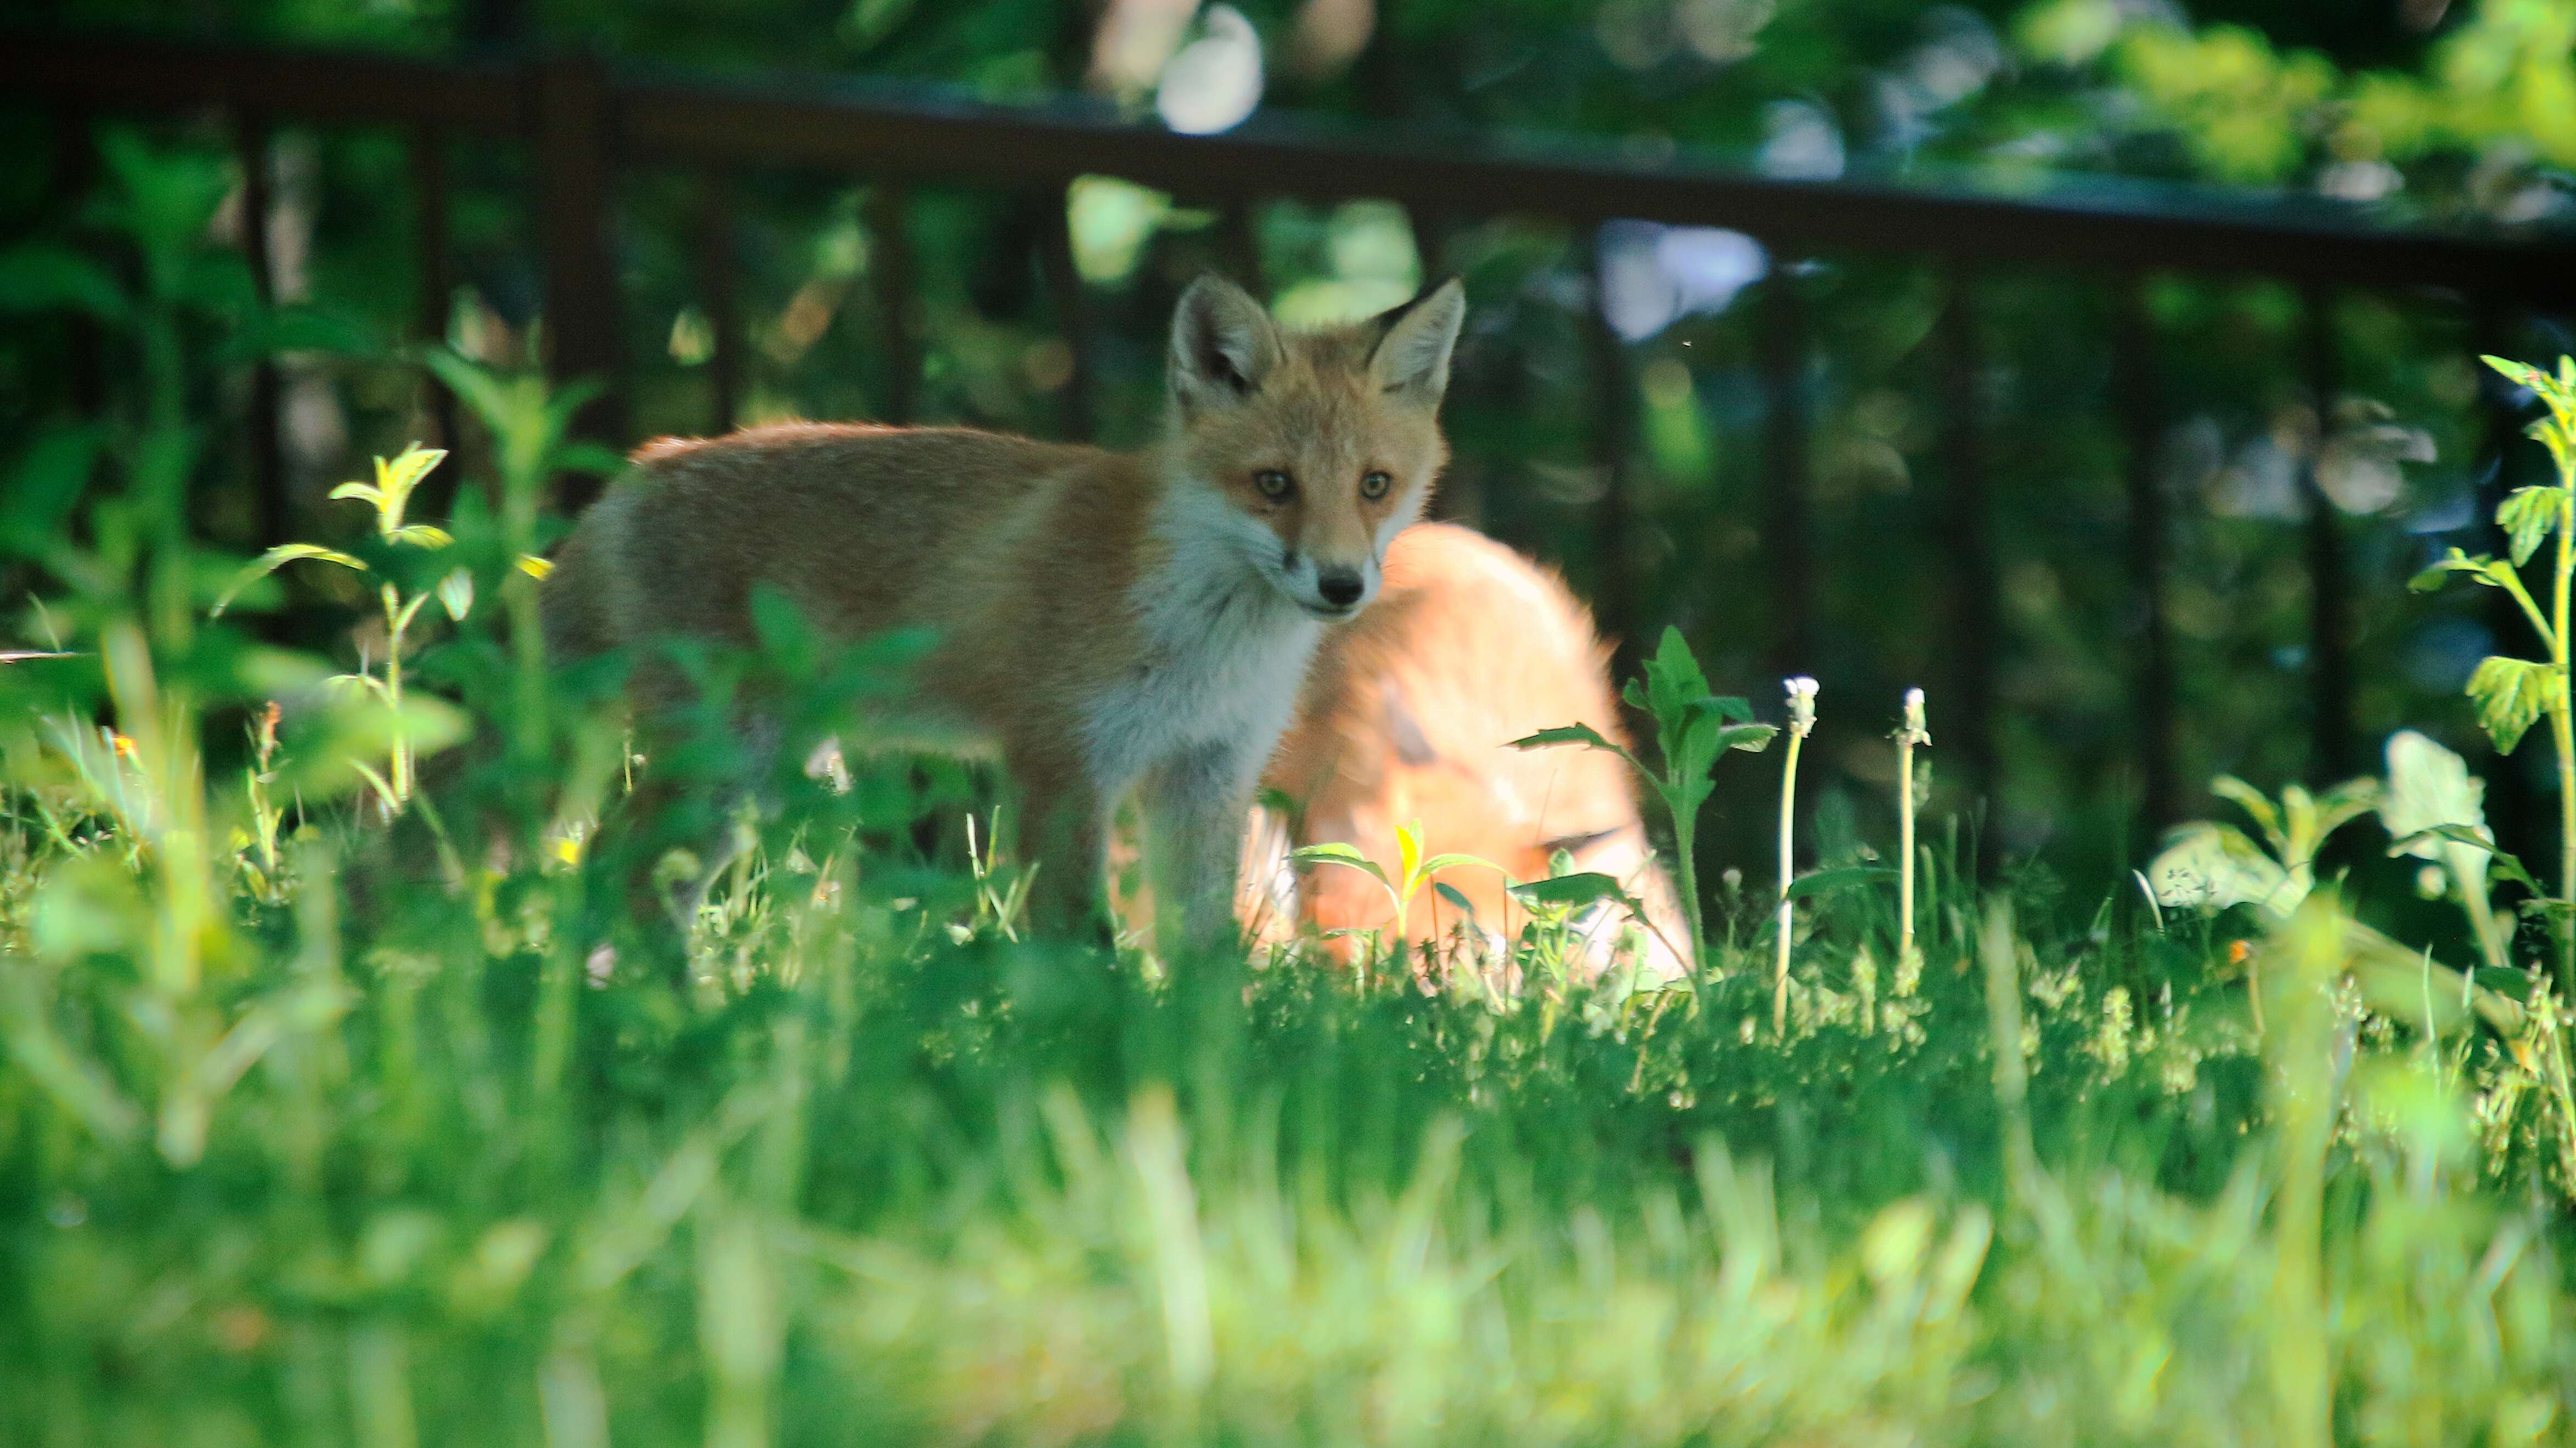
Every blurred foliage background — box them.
[4,0,2575,905]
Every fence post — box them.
[2299,283,2353,780]
[1940,268,1998,812]
[533,50,625,511]
[234,109,289,546]
[1758,260,1814,678]
[1586,223,1642,680]
[2116,275,2179,836]
[409,122,465,515]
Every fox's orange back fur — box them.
[542,276,1469,947]
[1255,523,1690,981]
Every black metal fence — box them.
[9,27,2576,839]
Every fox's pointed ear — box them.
[1367,278,1466,404]
[1169,275,1283,415]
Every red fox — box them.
[541,275,1466,950]
[1248,522,1690,983]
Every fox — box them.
[539,274,1467,951]
[1244,522,1692,984]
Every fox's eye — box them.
[1253,469,1295,501]
[1360,470,1393,500]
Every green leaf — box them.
[1784,865,1896,901]
[1417,852,1502,879]
[386,525,454,550]
[373,446,448,529]
[420,348,518,432]
[329,481,385,507]
[211,544,369,616]
[2482,354,2547,391]
[1396,820,1422,892]
[1687,695,1756,724]
[1713,722,1779,754]
[556,442,632,478]
[1431,882,1477,916]
[2496,487,2565,568]
[437,568,475,622]
[2391,824,2544,896]
[1508,872,1641,913]
[0,245,129,320]
[2210,775,2283,852]
[1288,842,1390,892]
[2145,822,2296,916]
[1512,723,1622,757]
[2465,655,2557,754]
[0,425,108,558]
[517,554,556,579]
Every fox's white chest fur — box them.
[1081,485,1322,796]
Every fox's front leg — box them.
[1141,741,1262,959]
[1009,741,1114,944]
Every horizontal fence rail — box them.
[9,26,2576,845]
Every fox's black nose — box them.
[1317,571,1365,609]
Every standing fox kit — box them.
[542,275,1468,949]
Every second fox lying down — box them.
[543,274,1468,951]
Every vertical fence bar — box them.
[1036,180,1095,442]
[234,109,288,545]
[694,169,743,436]
[51,105,106,417]
[2300,282,2354,780]
[1758,258,1814,677]
[2471,295,2534,860]
[2116,275,2179,835]
[864,183,919,425]
[533,50,626,511]
[1411,204,1476,525]
[1586,223,1642,676]
[1940,267,1999,804]
[408,122,464,515]
[1216,201,1266,297]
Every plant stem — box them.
[384,583,411,804]
[1897,688,1929,978]
[1670,807,1708,987]
[1775,677,1818,1037]
[2556,460,2574,995]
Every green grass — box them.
[3,759,2573,1445]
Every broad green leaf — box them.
[1714,722,1779,753]
[2381,728,2488,866]
[2309,777,2384,842]
[437,568,475,622]
[420,349,518,432]
[1288,842,1390,891]
[2145,822,2296,916]
[1686,695,1756,724]
[556,442,632,478]
[2482,354,2547,391]
[211,544,368,616]
[2210,775,2282,852]
[373,446,448,529]
[1417,852,1502,880]
[0,244,129,320]
[1508,872,1641,914]
[2390,824,2544,895]
[386,524,454,550]
[0,425,108,558]
[2465,655,2557,754]
[1512,723,1621,754]
[1784,865,1896,901]
[1431,882,1476,917]
[2407,547,2511,594]
[2496,487,2565,568]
